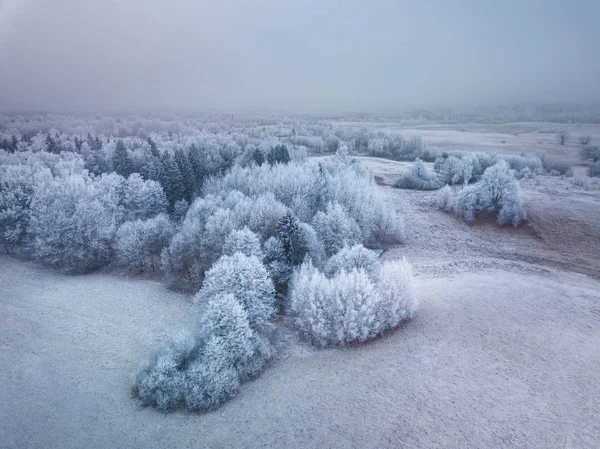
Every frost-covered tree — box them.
[0,164,38,251]
[112,140,134,177]
[135,293,274,411]
[312,202,362,256]
[276,212,308,266]
[395,158,441,190]
[581,145,600,163]
[195,253,276,333]
[122,173,168,221]
[324,244,380,279]
[325,135,341,152]
[443,156,467,185]
[263,236,292,288]
[588,160,600,177]
[172,199,189,222]
[223,227,263,259]
[298,222,326,268]
[436,185,454,212]
[454,160,526,226]
[116,214,174,272]
[288,258,417,347]
[28,174,118,272]
[557,130,569,145]
[267,144,290,165]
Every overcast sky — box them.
[0,0,599,112]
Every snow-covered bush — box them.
[116,214,174,272]
[324,244,380,278]
[135,331,198,410]
[395,159,441,190]
[581,145,600,163]
[588,161,600,177]
[443,156,469,185]
[571,176,591,189]
[135,293,273,411]
[454,160,526,226]
[436,185,454,212]
[541,155,573,176]
[288,258,417,347]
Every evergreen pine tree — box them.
[276,212,308,266]
[113,140,134,177]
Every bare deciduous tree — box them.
[557,131,570,145]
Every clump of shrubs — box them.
[135,252,276,411]
[439,160,526,226]
[288,248,417,347]
[395,159,442,190]
[541,155,573,176]
[588,161,600,178]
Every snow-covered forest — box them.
[0,113,419,410]
[1,111,600,445]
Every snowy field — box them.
[2,155,600,448]
[336,121,600,164]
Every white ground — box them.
[338,121,600,164]
[2,157,600,448]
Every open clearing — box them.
[2,155,600,448]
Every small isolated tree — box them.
[436,185,454,212]
[557,131,569,146]
[580,135,592,146]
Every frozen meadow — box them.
[1,111,600,448]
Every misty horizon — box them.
[1,0,599,113]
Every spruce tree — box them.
[113,140,134,177]
[276,212,307,266]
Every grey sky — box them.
[0,0,599,112]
